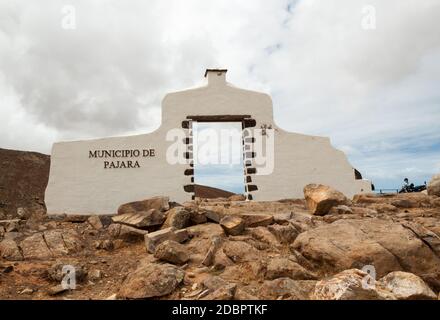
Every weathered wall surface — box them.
[45,71,371,215]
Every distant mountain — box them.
[0,148,50,218]
[194,184,237,199]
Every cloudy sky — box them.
[1,0,439,191]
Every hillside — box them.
[194,184,237,199]
[0,148,50,218]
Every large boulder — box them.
[154,240,189,265]
[303,184,347,215]
[112,209,165,228]
[118,261,184,299]
[292,219,440,281]
[117,196,170,214]
[428,174,440,197]
[377,271,436,300]
[312,269,393,300]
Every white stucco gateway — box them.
[45,69,371,215]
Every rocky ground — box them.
[1,180,440,300]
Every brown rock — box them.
[201,283,237,300]
[378,271,436,300]
[236,214,274,227]
[401,222,440,256]
[161,207,190,229]
[292,219,440,280]
[108,223,148,242]
[112,209,165,228]
[118,261,184,299]
[260,278,316,300]
[267,224,299,243]
[202,236,222,267]
[303,184,347,215]
[427,174,440,197]
[154,240,189,265]
[20,233,52,260]
[222,240,259,263]
[266,257,317,280]
[329,205,353,215]
[220,216,245,236]
[88,216,103,230]
[0,239,23,261]
[117,196,170,214]
[369,203,397,213]
[312,269,393,300]
[47,263,87,283]
[47,285,69,296]
[144,227,188,253]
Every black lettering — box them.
[89,150,97,158]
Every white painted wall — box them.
[45,70,371,215]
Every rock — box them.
[201,236,222,267]
[369,203,397,213]
[427,174,440,197]
[329,205,353,215]
[144,227,188,254]
[5,221,19,233]
[189,210,207,225]
[0,239,23,261]
[47,263,87,282]
[401,221,440,256]
[273,212,293,224]
[260,278,316,300]
[201,283,237,300]
[236,214,274,227]
[63,215,89,223]
[47,285,69,296]
[117,196,170,214]
[292,219,440,279]
[20,233,52,260]
[19,288,34,295]
[108,223,148,242]
[248,227,280,247]
[88,269,102,281]
[154,240,189,265]
[303,184,347,215]
[222,240,259,263]
[228,194,246,201]
[112,209,165,228]
[118,262,184,299]
[88,216,103,230]
[220,216,245,236]
[162,207,191,229]
[391,199,416,209]
[17,207,31,219]
[94,239,114,251]
[3,232,21,240]
[266,257,317,280]
[267,224,299,243]
[378,271,436,300]
[312,269,393,300]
